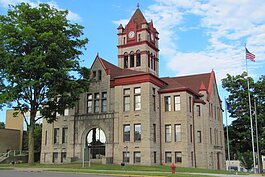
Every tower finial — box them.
[137,3,140,9]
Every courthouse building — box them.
[41,8,225,169]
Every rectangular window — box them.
[210,128,212,144]
[151,58,153,69]
[153,124,156,142]
[101,92,107,112]
[52,152,58,163]
[175,124,181,142]
[94,93,100,113]
[123,151,130,163]
[174,95,180,111]
[148,54,150,68]
[45,131,47,146]
[165,96,171,112]
[134,152,141,163]
[175,152,182,163]
[62,127,68,144]
[196,105,201,116]
[98,70,102,81]
[153,88,156,111]
[189,96,192,112]
[190,125,193,142]
[92,71,96,79]
[123,89,130,111]
[134,88,141,111]
[191,152,194,166]
[165,152,172,163]
[214,106,217,119]
[165,124,172,142]
[211,103,213,117]
[134,124,141,141]
[61,152,67,163]
[220,131,222,146]
[64,108,69,116]
[87,94,93,113]
[197,131,202,143]
[154,151,157,164]
[54,128,59,144]
[153,59,156,71]
[123,124,130,142]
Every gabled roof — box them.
[95,56,146,80]
[160,72,212,97]
[128,8,147,28]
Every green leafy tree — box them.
[238,151,254,171]
[0,3,89,164]
[0,122,5,129]
[222,72,265,169]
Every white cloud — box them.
[0,0,81,21]
[139,0,265,84]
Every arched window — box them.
[130,51,134,67]
[136,50,141,67]
[153,55,156,71]
[124,52,128,69]
[150,53,153,69]
[148,52,150,68]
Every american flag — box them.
[245,47,255,62]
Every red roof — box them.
[160,72,212,96]
[97,56,146,80]
[127,8,147,30]
[93,56,216,101]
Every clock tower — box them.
[117,8,159,76]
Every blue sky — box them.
[0,0,264,124]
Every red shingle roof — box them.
[97,56,146,80]
[160,72,212,95]
[94,55,214,99]
[126,8,147,30]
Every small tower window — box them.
[136,50,141,67]
[150,54,153,69]
[148,52,150,68]
[153,56,156,71]
[130,52,134,67]
[138,34,141,42]
[124,53,128,69]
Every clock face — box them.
[128,31,135,38]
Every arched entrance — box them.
[85,128,106,160]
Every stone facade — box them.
[41,8,225,169]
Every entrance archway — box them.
[86,128,106,159]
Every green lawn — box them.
[0,163,244,177]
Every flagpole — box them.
[224,97,231,170]
[254,99,261,173]
[245,44,256,173]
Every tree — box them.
[23,123,42,152]
[222,72,265,169]
[0,122,5,129]
[238,151,253,171]
[0,3,89,164]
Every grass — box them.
[0,163,247,177]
